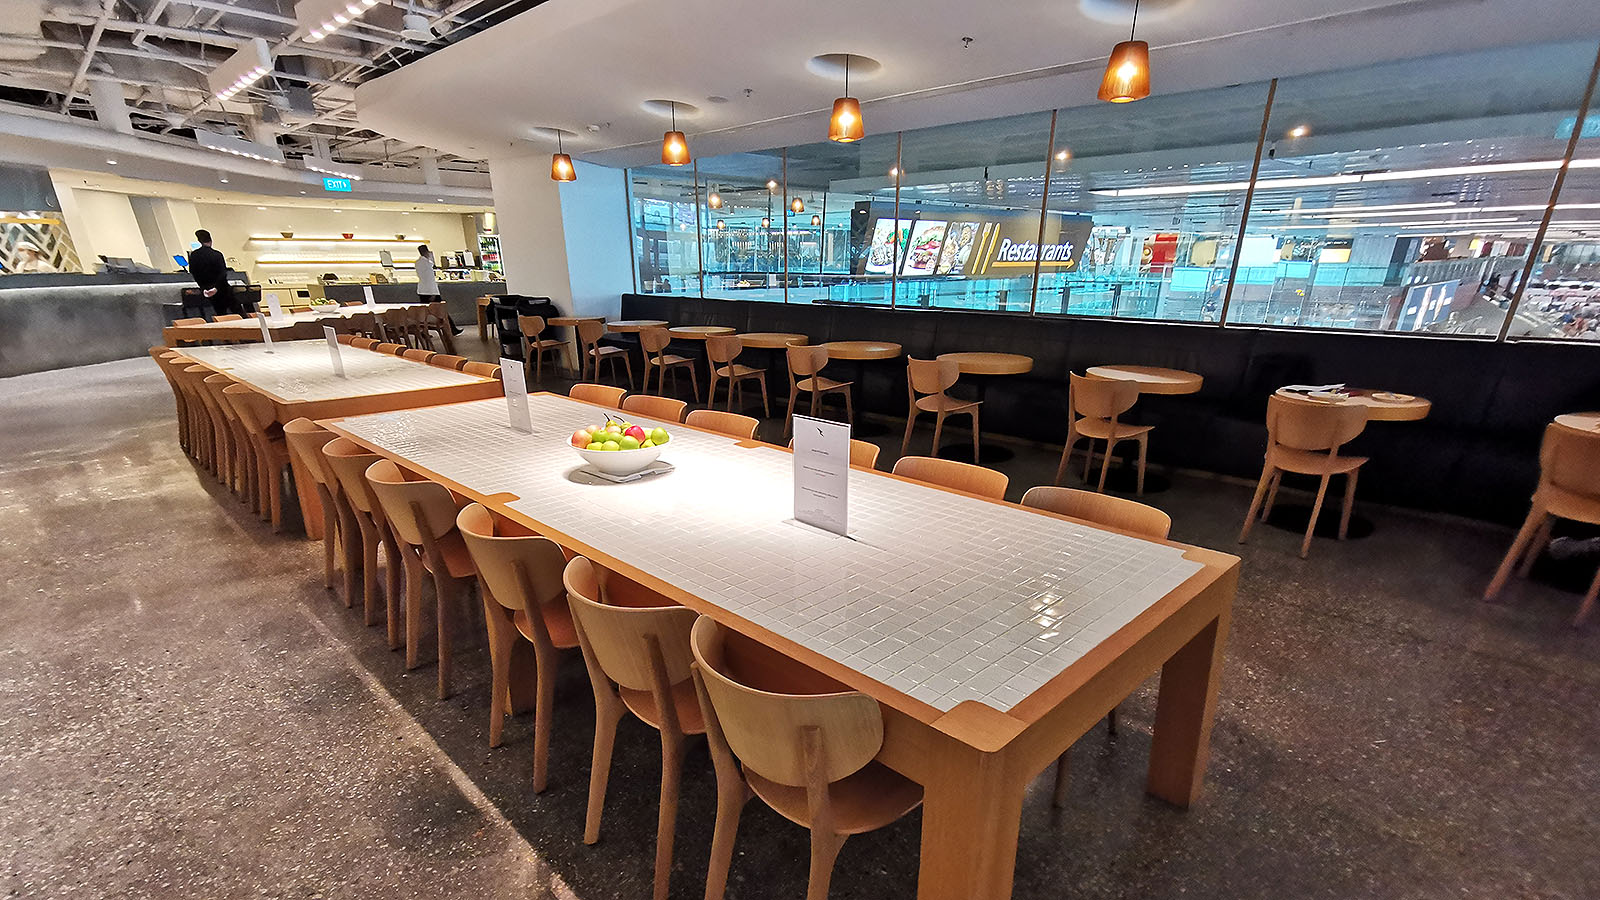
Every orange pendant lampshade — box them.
[828,55,865,143]
[550,133,575,182]
[661,102,690,166]
[1098,1,1149,103]
[811,214,821,227]
[790,196,805,213]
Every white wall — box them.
[57,187,153,269]
[193,203,475,285]
[488,155,634,318]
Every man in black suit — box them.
[188,230,240,317]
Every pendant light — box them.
[828,54,865,143]
[791,196,805,214]
[761,216,770,228]
[1097,0,1150,103]
[811,214,822,227]
[707,185,722,209]
[550,132,576,182]
[661,102,690,166]
[715,218,727,230]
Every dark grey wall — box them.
[0,276,192,377]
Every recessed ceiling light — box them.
[106,159,117,165]
[256,205,267,210]
[219,177,229,183]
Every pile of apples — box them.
[570,418,671,452]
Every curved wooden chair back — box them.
[639,326,672,354]
[429,354,469,370]
[1020,486,1171,539]
[402,348,434,363]
[690,617,883,787]
[365,458,457,547]
[457,503,567,613]
[784,437,880,469]
[620,394,687,423]
[786,344,829,379]
[1542,423,1600,498]
[352,337,378,349]
[343,311,376,335]
[336,333,355,345]
[284,321,323,341]
[706,335,743,365]
[463,361,501,378]
[517,314,548,339]
[1070,372,1139,420]
[906,357,959,395]
[375,342,404,354]
[283,418,338,487]
[342,300,366,307]
[564,556,698,692]
[172,317,206,327]
[576,319,606,345]
[571,383,626,408]
[221,383,275,433]
[1266,394,1368,453]
[322,437,383,514]
[686,409,758,440]
[214,313,243,321]
[892,455,1008,500]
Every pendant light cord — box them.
[1130,0,1139,41]
[844,54,850,96]
[670,101,677,132]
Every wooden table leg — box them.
[1146,610,1229,807]
[915,737,1026,900]
[287,452,325,541]
[476,302,489,342]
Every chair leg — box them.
[1135,434,1149,496]
[622,354,634,391]
[583,695,623,844]
[434,572,458,699]
[1301,474,1332,559]
[1084,439,1096,482]
[1261,471,1282,521]
[784,387,799,440]
[1517,516,1555,578]
[1050,753,1070,809]
[805,829,847,900]
[1573,568,1600,627]
[1097,438,1116,493]
[318,485,338,590]
[842,386,854,425]
[1053,428,1077,486]
[707,371,719,408]
[931,411,947,456]
[1239,463,1276,544]
[404,554,425,669]
[485,596,513,749]
[652,732,688,900]
[531,646,558,793]
[1486,508,1548,601]
[970,408,980,462]
[687,364,699,400]
[339,504,362,609]
[703,774,750,900]
[759,375,770,419]
[381,525,404,648]
[1338,469,1360,539]
[900,408,918,458]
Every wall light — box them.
[1097,0,1150,103]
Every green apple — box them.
[602,440,620,451]
[585,441,605,451]
[619,435,641,450]
[649,427,670,444]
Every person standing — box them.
[188,230,240,317]
[415,244,440,302]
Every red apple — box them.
[570,430,590,448]
[624,425,647,442]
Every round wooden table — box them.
[938,352,1034,376]
[667,325,737,339]
[549,316,606,375]
[1273,387,1432,422]
[737,332,809,349]
[1086,365,1204,395]
[821,340,903,360]
[936,353,1035,464]
[606,319,669,333]
[1554,412,1600,433]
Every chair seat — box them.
[716,364,764,379]
[798,375,850,393]
[421,530,479,579]
[915,393,980,414]
[654,354,694,366]
[746,761,923,835]
[620,679,706,735]
[1268,447,1368,476]
[529,338,565,351]
[1534,484,1600,525]
[1074,417,1152,441]
[591,346,627,358]
[513,602,579,649]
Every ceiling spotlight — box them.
[660,101,690,166]
[219,176,230,183]
[106,158,117,165]
[1098,0,1150,103]
[761,216,771,228]
[888,166,899,178]
[828,54,865,143]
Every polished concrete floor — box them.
[2,340,1597,900]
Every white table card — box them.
[500,357,531,433]
[362,285,376,306]
[256,312,274,349]
[265,291,285,320]
[792,414,851,536]
[323,326,345,377]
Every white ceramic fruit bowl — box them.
[576,443,664,476]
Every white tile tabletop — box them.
[334,394,1206,714]
[188,303,426,330]
[176,340,487,403]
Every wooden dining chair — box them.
[323,438,402,634]
[578,319,633,388]
[1485,422,1600,626]
[463,361,502,379]
[214,313,243,321]
[172,316,206,327]
[407,305,437,351]
[1021,484,1172,806]
[428,353,469,371]
[175,365,215,468]
[342,300,367,307]
[457,503,579,788]
[221,384,293,531]
[284,419,345,592]
[519,315,567,386]
[686,409,759,440]
[639,326,698,398]
[148,349,191,452]
[706,335,769,417]
[570,383,626,409]
[900,357,981,460]
[352,337,378,350]
[1056,373,1152,495]
[335,333,356,345]
[784,344,852,439]
[619,393,688,423]
[203,373,251,500]
[425,301,456,354]
[402,348,436,364]
[366,459,476,699]
[892,455,1008,500]
[377,308,408,345]
[1239,394,1369,558]
[563,555,699,900]
[690,616,923,900]
[787,437,881,471]
[375,342,405,355]
[170,318,206,346]
[342,311,377,339]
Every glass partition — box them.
[777,134,902,306]
[629,165,702,295]
[1515,64,1600,341]
[1227,42,1596,336]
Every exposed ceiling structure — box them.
[0,0,541,176]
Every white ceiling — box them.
[355,0,1600,166]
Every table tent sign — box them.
[323,326,345,377]
[791,414,851,536]
[500,357,532,433]
[265,291,286,321]
[255,312,273,349]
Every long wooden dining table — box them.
[162,302,430,347]
[323,392,1240,900]
[171,340,502,537]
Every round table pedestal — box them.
[936,441,1017,465]
[1263,504,1377,541]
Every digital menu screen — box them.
[852,203,1091,280]
[901,220,948,276]
[864,218,909,275]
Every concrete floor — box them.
[2,339,1597,900]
